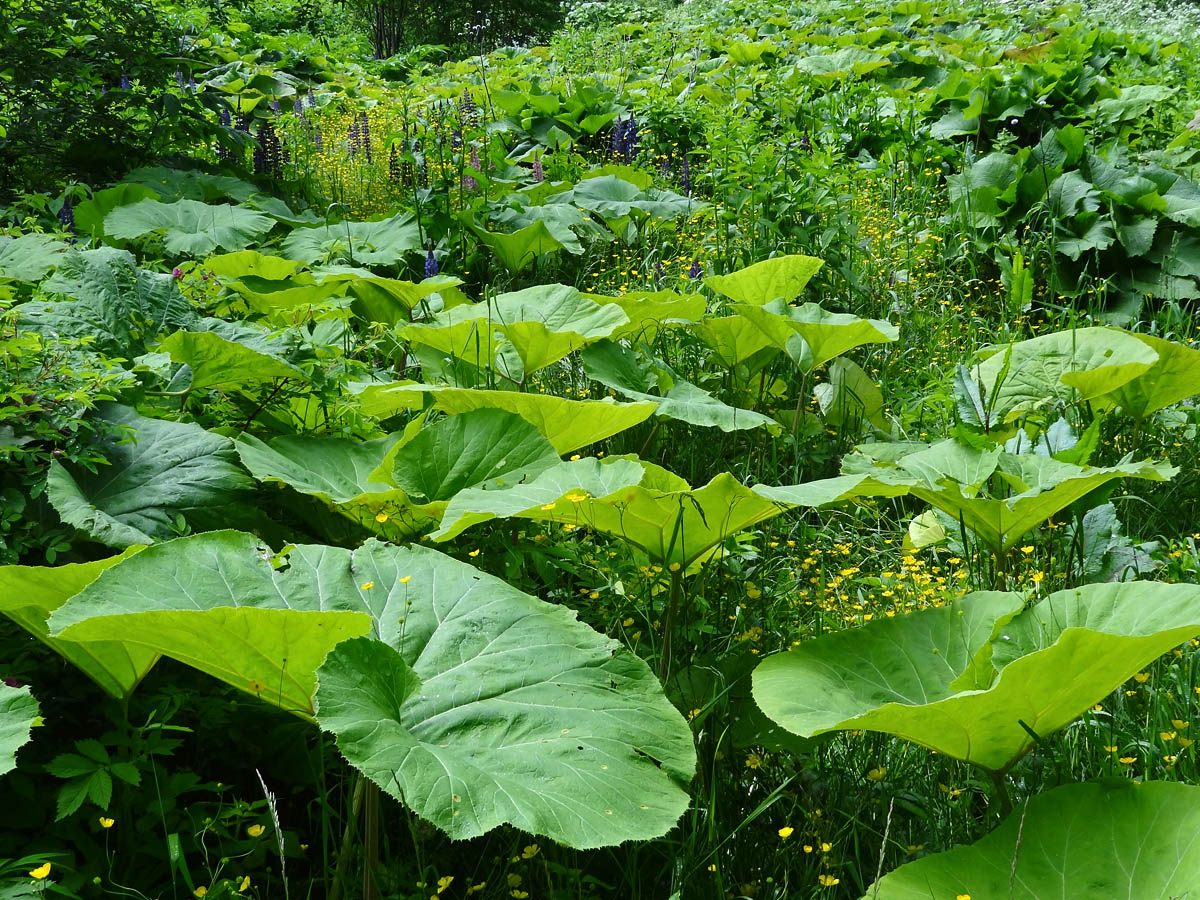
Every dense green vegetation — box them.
[3,0,1200,896]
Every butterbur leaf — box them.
[863,781,1200,898]
[317,623,694,848]
[159,323,307,390]
[753,582,1200,771]
[49,532,377,715]
[970,327,1159,419]
[1091,331,1200,420]
[0,683,41,777]
[734,300,898,372]
[104,198,275,257]
[0,233,67,282]
[693,315,779,368]
[236,423,434,540]
[815,358,887,431]
[470,219,568,273]
[583,341,775,432]
[0,548,155,699]
[390,409,560,501]
[436,468,907,565]
[281,212,422,265]
[47,404,254,548]
[854,437,1176,552]
[704,254,824,306]
[46,532,694,847]
[353,383,657,454]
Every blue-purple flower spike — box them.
[688,257,702,279]
[58,198,75,235]
[425,248,439,278]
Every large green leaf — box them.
[753,582,1200,771]
[47,404,253,548]
[281,213,422,266]
[237,410,558,537]
[436,468,906,566]
[734,300,898,372]
[903,439,1172,551]
[19,248,196,356]
[317,619,693,848]
[793,46,890,78]
[104,198,275,257]
[159,322,307,390]
[1091,332,1200,419]
[353,383,657,454]
[863,780,1200,898]
[49,532,694,847]
[226,274,345,317]
[456,284,628,374]
[0,683,40,778]
[324,273,467,325]
[595,290,706,342]
[0,233,67,282]
[72,183,161,243]
[814,358,888,431]
[236,427,433,540]
[0,549,155,699]
[693,315,780,368]
[553,176,702,222]
[470,219,568,273]
[49,532,375,715]
[583,341,776,432]
[970,327,1160,419]
[390,409,560,501]
[704,254,824,306]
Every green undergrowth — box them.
[2,0,1200,897]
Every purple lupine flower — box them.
[347,119,361,156]
[305,92,316,109]
[681,155,692,195]
[460,88,479,127]
[57,198,75,234]
[532,154,544,182]
[220,106,232,127]
[425,248,439,277]
[255,121,283,177]
[660,155,671,176]
[655,259,665,279]
[800,129,812,154]
[622,114,638,162]
[175,69,186,90]
[188,74,198,92]
[462,172,478,192]
[451,128,462,150]
[359,112,372,163]
[611,117,626,157]
[469,145,480,170]
[388,142,401,182]
[120,73,132,90]
[270,99,281,115]
[688,257,702,279]
[313,126,323,152]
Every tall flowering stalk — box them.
[611,117,626,158]
[57,198,75,235]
